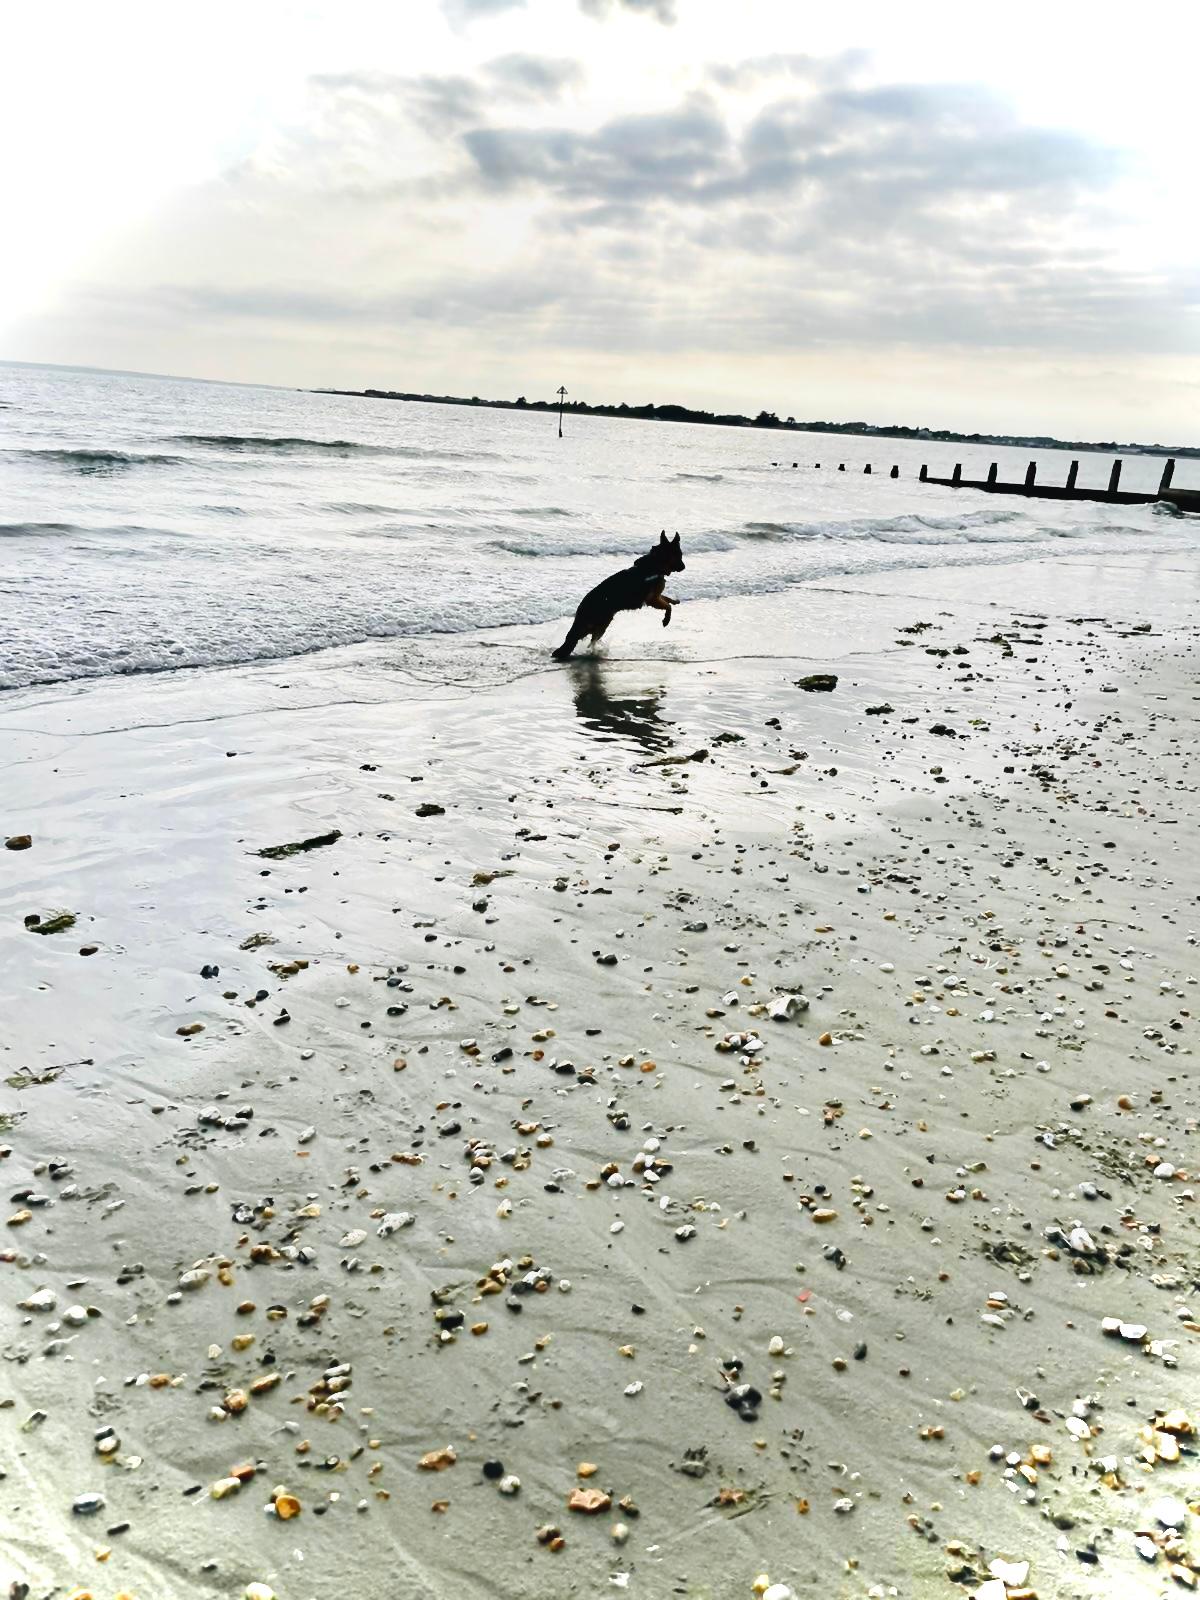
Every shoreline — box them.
[3,551,1200,1599]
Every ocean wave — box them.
[0,520,165,541]
[672,471,724,482]
[171,433,498,462]
[491,529,737,558]
[9,447,184,472]
[0,521,80,538]
[740,509,1033,544]
[323,500,401,515]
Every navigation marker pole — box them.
[557,385,567,438]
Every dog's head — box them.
[653,529,685,573]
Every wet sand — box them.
[3,551,1200,1600]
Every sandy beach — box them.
[4,546,1200,1600]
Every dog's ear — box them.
[658,529,668,544]
[671,532,681,545]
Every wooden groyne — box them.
[796,455,1196,510]
[917,455,1169,506]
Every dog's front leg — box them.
[661,601,672,628]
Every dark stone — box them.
[257,830,341,860]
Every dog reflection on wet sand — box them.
[569,658,671,756]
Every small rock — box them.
[1153,1495,1188,1530]
[568,1487,612,1513]
[768,993,808,1021]
[19,1288,57,1313]
[378,1212,415,1236]
[989,1559,1029,1586]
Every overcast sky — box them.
[3,0,1197,437]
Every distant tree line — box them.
[312,387,1197,458]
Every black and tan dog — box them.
[551,530,685,660]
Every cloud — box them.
[579,0,677,20]
[464,97,730,198]
[461,80,1119,214]
[484,53,583,99]
[444,0,677,21]
[442,0,525,22]
[707,50,870,92]
[63,47,1194,388]
[311,68,484,133]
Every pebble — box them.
[72,1493,106,1515]
[378,1211,415,1235]
[768,992,808,1020]
[1153,1496,1188,1530]
[988,1558,1029,1585]
[568,1486,611,1513]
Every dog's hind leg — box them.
[552,622,586,661]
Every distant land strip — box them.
[315,387,1198,459]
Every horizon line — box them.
[2,356,1195,453]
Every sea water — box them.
[0,361,1190,692]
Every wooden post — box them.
[1066,460,1079,491]
[986,463,998,486]
[556,385,567,438]
[1108,459,1122,495]
[919,464,928,482]
[889,465,899,478]
[951,463,962,485]
[1159,457,1176,493]
[838,463,845,471]
[1024,461,1037,488]
[815,463,821,469]
[864,463,872,474]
